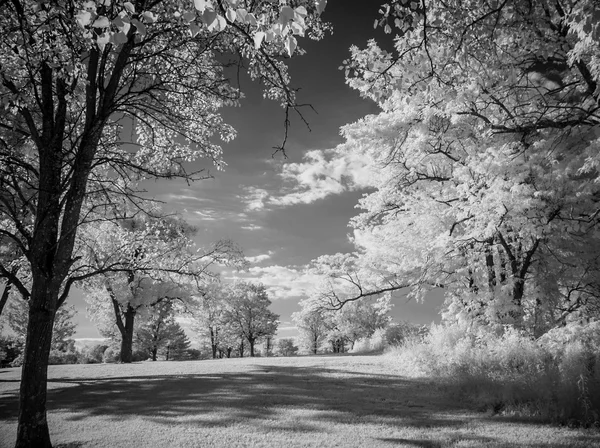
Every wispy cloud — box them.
[240,148,375,210]
[241,224,263,231]
[245,250,275,264]
[243,187,271,211]
[227,264,322,300]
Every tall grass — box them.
[385,321,600,426]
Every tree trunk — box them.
[313,335,318,355]
[210,327,217,359]
[165,345,170,361]
[119,304,136,363]
[239,340,244,358]
[15,298,56,448]
[226,347,232,358]
[151,347,158,362]
[0,279,13,317]
[249,338,255,357]
[485,239,496,292]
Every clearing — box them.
[0,355,598,448]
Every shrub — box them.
[185,349,202,360]
[132,349,149,362]
[386,321,600,425]
[102,346,120,363]
[48,350,80,365]
[0,336,23,368]
[351,328,387,354]
[85,344,109,364]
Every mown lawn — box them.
[0,355,598,448]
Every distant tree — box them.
[275,338,298,357]
[6,295,77,351]
[292,302,328,355]
[135,301,177,361]
[331,299,390,350]
[223,282,279,357]
[82,214,242,363]
[162,323,191,361]
[192,282,232,359]
[264,336,274,357]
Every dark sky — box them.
[70,0,444,342]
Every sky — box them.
[68,0,445,342]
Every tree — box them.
[161,322,191,361]
[329,298,390,350]
[5,294,77,352]
[191,282,231,359]
[82,213,244,363]
[311,0,600,335]
[1,0,328,443]
[292,301,328,354]
[135,301,176,361]
[275,338,298,357]
[223,282,279,357]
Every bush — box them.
[132,349,149,362]
[102,346,120,363]
[48,350,80,365]
[351,328,387,354]
[186,349,202,360]
[0,336,23,368]
[386,321,600,426]
[85,344,109,364]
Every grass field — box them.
[1,355,598,448]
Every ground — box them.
[0,355,598,448]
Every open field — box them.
[1,355,598,448]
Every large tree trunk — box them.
[15,286,57,448]
[313,335,318,355]
[119,305,136,363]
[249,338,255,357]
[210,327,217,359]
[239,340,244,358]
[151,347,158,362]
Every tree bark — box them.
[15,290,57,448]
[119,305,136,363]
[485,238,496,292]
[0,279,14,317]
[239,340,244,358]
[249,338,255,357]
[210,327,217,359]
[151,347,158,362]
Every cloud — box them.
[245,251,275,264]
[240,148,375,210]
[241,224,263,231]
[242,187,270,211]
[227,264,323,300]
[192,210,219,221]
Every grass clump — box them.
[385,321,600,426]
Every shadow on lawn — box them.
[1,363,599,447]
[0,364,461,429]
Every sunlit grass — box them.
[1,355,598,447]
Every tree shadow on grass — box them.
[0,364,464,427]
[0,363,598,447]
